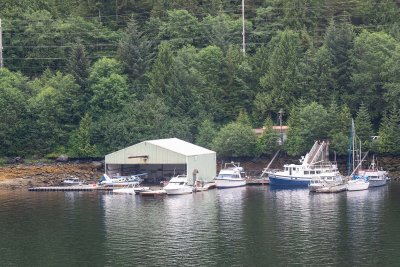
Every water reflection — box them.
[1,183,399,266]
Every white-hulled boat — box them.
[113,184,150,194]
[100,173,146,187]
[346,177,369,191]
[214,162,247,188]
[269,141,340,188]
[357,156,388,187]
[309,173,345,192]
[63,177,84,186]
[345,119,369,191]
[163,175,193,195]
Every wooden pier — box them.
[28,185,113,192]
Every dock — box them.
[28,185,113,192]
[246,178,270,185]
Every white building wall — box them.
[186,153,217,185]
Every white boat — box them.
[269,141,341,187]
[163,175,193,195]
[63,177,84,186]
[357,156,388,187]
[309,173,345,192]
[113,184,150,194]
[345,119,369,191]
[347,178,369,191]
[100,173,146,187]
[214,162,247,188]
[315,183,347,193]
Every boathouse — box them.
[104,138,216,185]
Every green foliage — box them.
[0,69,29,156]
[257,117,278,156]
[148,42,174,95]
[117,19,152,84]
[212,121,258,157]
[196,119,218,150]
[285,102,329,156]
[378,109,400,154]
[351,30,397,123]
[88,58,129,117]
[260,30,305,115]
[329,104,352,155]
[355,103,374,150]
[68,113,98,157]
[2,2,400,157]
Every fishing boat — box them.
[214,162,247,188]
[357,156,388,187]
[100,173,146,187]
[163,175,193,195]
[269,141,340,187]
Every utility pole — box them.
[0,18,3,68]
[278,109,284,145]
[241,0,245,56]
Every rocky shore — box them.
[0,161,104,189]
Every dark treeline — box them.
[1,0,400,158]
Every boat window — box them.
[310,171,315,174]
[316,171,321,174]
[304,171,309,175]
[180,182,184,185]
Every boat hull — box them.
[269,175,310,187]
[347,180,369,191]
[369,179,387,187]
[214,179,246,188]
[315,184,347,193]
[164,187,193,195]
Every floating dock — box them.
[28,185,113,192]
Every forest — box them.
[0,0,400,159]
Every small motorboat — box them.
[63,177,84,186]
[163,175,193,195]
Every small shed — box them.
[104,138,216,185]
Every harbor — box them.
[1,183,398,266]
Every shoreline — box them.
[0,161,103,189]
[1,155,399,190]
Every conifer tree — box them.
[355,103,374,150]
[378,108,400,154]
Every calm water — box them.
[1,183,400,266]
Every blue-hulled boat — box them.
[269,141,341,188]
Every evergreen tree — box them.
[355,103,374,150]
[117,19,151,83]
[378,108,400,154]
[196,119,218,150]
[68,113,98,157]
[148,42,174,95]
[67,42,90,93]
[260,30,305,115]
